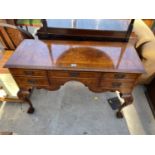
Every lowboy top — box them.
[5,39,145,74]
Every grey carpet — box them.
[0,81,129,135]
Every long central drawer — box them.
[48,70,101,78]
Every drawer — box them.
[10,68,46,77]
[14,77,49,87]
[100,80,133,89]
[102,73,138,80]
[100,87,132,94]
[48,70,100,78]
[49,77,98,86]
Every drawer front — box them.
[49,77,98,86]
[14,77,49,87]
[48,70,100,78]
[102,73,138,80]
[100,80,133,89]
[10,68,46,77]
[100,87,132,94]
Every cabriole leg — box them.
[116,93,133,118]
[17,89,35,114]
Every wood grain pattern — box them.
[5,40,52,69]
[5,39,145,73]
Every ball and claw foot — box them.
[116,111,123,118]
[27,107,35,114]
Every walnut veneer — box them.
[5,39,145,118]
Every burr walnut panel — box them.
[5,40,145,73]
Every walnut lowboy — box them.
[5,39,145,118]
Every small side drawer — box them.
[14,77,49,87]
[10,68,46,77]
[48,70,100,78]
[103,73,138,80]
[101,80,133,88]
[100,87,132,94]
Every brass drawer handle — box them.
[69,72,79,77]
[114,73,126,79]
[112,82,122,87]
[27,79,36,84]
[24,71,33,75]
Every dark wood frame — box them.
[37,19,135,42]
